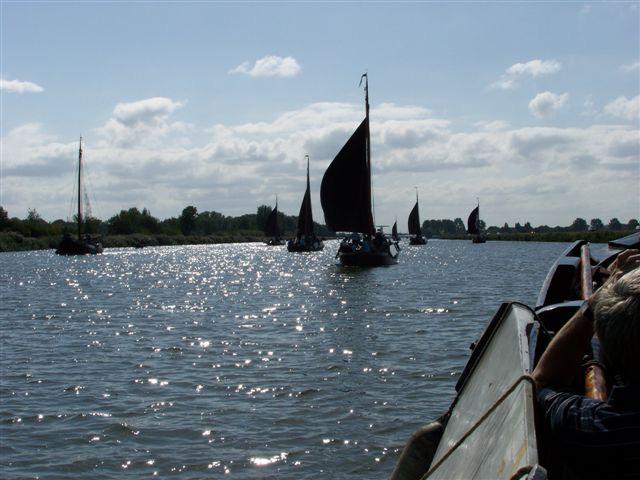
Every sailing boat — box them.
[264,198,284,246]
[467,199,486,244]
[287,155,324,252]
[320,74,399,266]
[56,137,103,255]
[391,220,400,242]
[408,188,427,245]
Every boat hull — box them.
[392,303,542,479]
[392,232,638,480]
[339,250,398,266]
[472,235,486,244]
[265,239,285,246]
[337,239,399,267]
[287,240,324,252]
[56,236,103,255]
[409,236,427,245]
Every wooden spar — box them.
[363,73,374,228]
[77,137,83,240]
[580,244,593,299]
[580,243,608,401]
[585,364,608,401]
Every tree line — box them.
[420,217,639,238]
[0,205,636,252]
[0,205,334,239]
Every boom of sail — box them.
[320,118,375,234]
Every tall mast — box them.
[477,197,480,231]
[305,154,310,190]
[415,186,419,217]
[77,136,83,240]
[360,72,374,227]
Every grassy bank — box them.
[0,231,268,252]
[483,230,634,243]
[436,230,635,243]
[1,229,635,253]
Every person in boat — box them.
[374,231,385,249]
[532,249,640,479]
[350,232,362,246]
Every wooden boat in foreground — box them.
[320,74,399,267]
[287,155,324,252]
[391,231,640,480]
[56,137,103,255]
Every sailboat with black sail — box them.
[264,198,284,246]
[287,155,324,252]
[392,220,400,242]
[56,137,103,255]
[320,74,399,266]
[467,199,486,243]
[408,188,427,245]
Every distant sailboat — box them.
[287,155,324,252]
[467,199,486,244]
[264,198,284,246]
[392,220,399,242]
[320,73,399,266]
[56,137,103,255]
[408,188,427,245]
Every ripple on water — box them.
[0,241,567,478]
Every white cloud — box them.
[474,120,510,132]
[112,97,183,124]
[2,101,638,227]
[620,62,640,73]
[604,95,640,121]
[0,77,44,93]
[491,59,562,90]
[229,55,301,77]
[506,59,562,77]
[490,78,517,91]
[96,97,189,148]
[528,91,569,118]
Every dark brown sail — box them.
[296,158,314,237]
[320,118,375,234]
[392,220,399,241]
[408,202,422,236]
[265,205,281,238]
[467,206,480,235]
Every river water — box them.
[1,240,568,479]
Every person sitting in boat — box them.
[339,237,353,253]
[350,232,362,246]
[374,231,385,249]
[532,249,640,479]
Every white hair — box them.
[594,267,640,383]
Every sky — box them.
[1,1,639,230]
